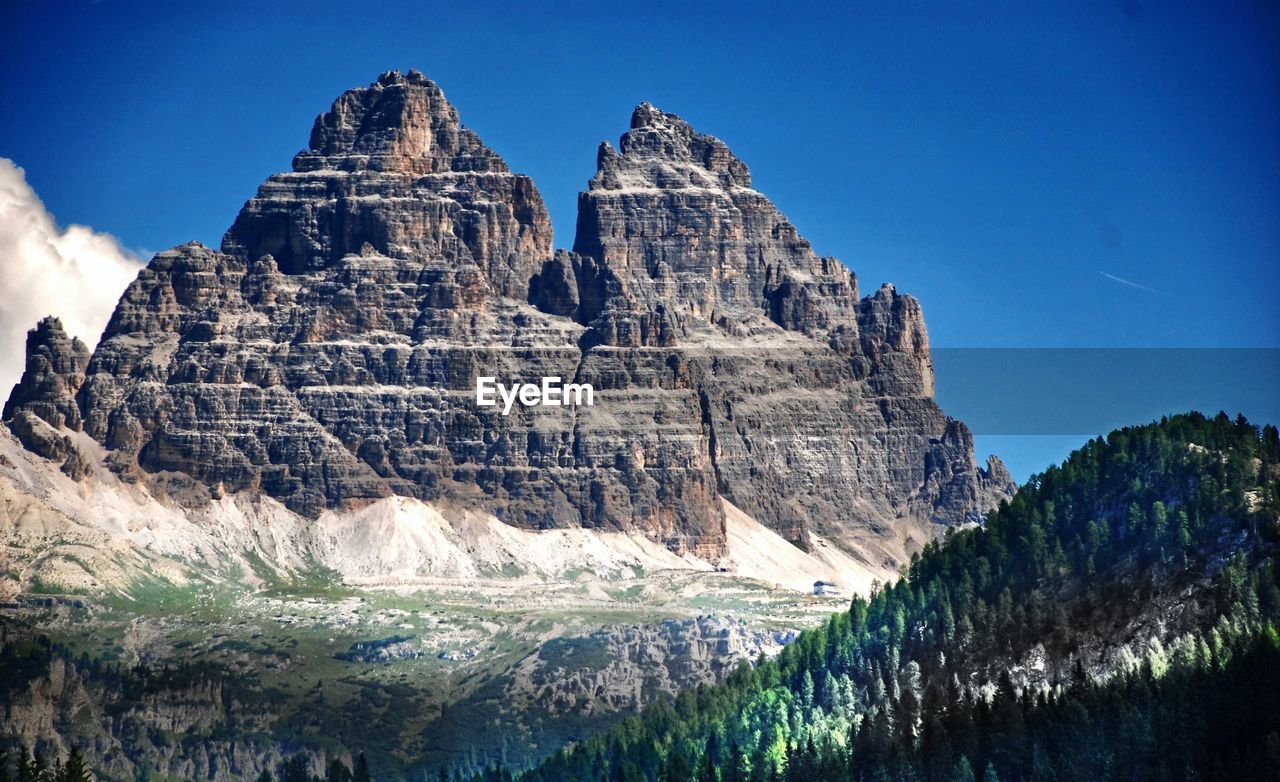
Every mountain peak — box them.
[3,315,89,430]
[375,68,435,87]
[627,101,680,132]
[222,72,548,281]
[3,314,92,479]
[588,103,751,190]
[8,71,1007,561]
[293,70,506,175]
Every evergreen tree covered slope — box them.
[518,413,1280,782]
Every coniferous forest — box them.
[3,413,1277,781]
[504,412,1280,782]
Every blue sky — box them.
[2,1,1277,480]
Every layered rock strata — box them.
[5,71,1012,563]
[4,316,93,478]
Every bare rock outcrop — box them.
[4,316,89,430]
[572,102,861,349]
[222,70,550,300]
[506,616,796,716]
[4,317,92,479]
[4,71,1013,561]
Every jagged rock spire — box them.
[221,70,550,297]
[3,315,89,429]
[587,102,752,190]
[40,75,1011,561]
[3,316,93,480]
[572,102,860,348]
[296,70,508,175]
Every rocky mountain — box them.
[0,416,871,779]
[4,69,1011,571]
[2,316,92,480]
[521,413,1280,782]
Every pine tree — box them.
[12,749,32,782]
[58,748,91,782]
[948,757,975,782]
[326,759,353,782]
[278,756,309,782]
[800,672,815,713]
[31,751,46,782]
[723,742,747,782]
[1152,501,1169,559]
[695,751,718,782]
[661,753,692,782]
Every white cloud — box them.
[0,158,144,395]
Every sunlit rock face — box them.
[570,101,862,349]
[222,69,551,300]
[7,71,1012,562]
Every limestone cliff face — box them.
[569,102,861,350]
[4,316,89,430]
[5,71,1012,562]
[4,317,92,479]
[559,102,1011,559]
[222,70,550,300]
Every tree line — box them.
[509,413,1280,782]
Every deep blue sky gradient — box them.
[2,1,1277,479]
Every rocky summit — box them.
[4,70,1012,565]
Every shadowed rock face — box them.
[6,71,1013,562]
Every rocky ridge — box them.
[506,616,797,717]
[4,70,1012,568]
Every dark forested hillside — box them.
[514,413,1280,782]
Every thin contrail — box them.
[1100,271,1164,295]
